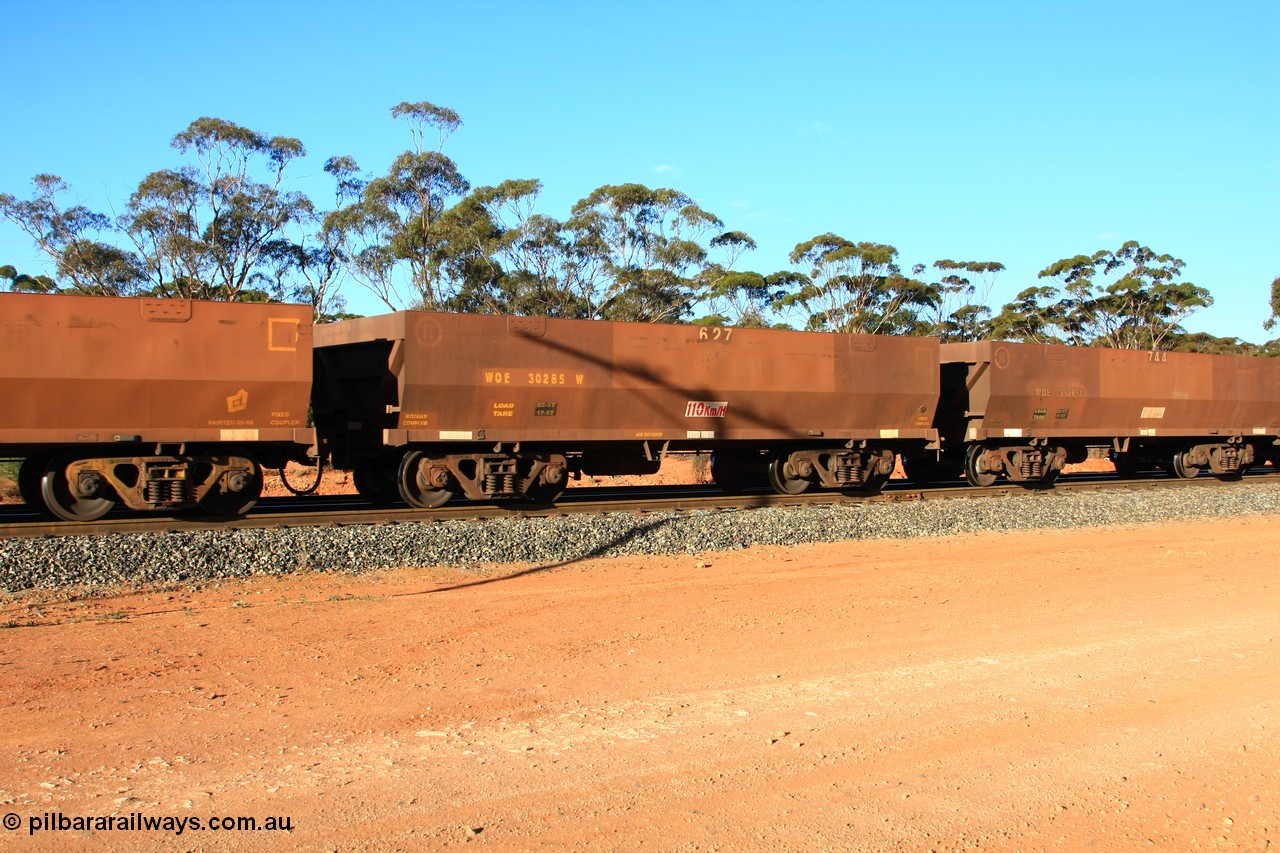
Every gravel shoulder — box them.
[6,479,1280,594]
[1,495,1278,850]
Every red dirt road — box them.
[1,519,1277,851]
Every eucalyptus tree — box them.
[121,117,311,301]
[988,285,1067,344]
[697,231,759,326]
[694,232,791,328]
[0,264,57,293]
[437,178,533,314]
[489,211,595,318]
[266,155,365,321]
[1035,240,1211,349]
[1169,332,1256,355]
[443,179,598,318]
[323,101,471,311]
[921,259,1004,341]
[773,234,938,334]
[1266,274,1280,332]
[0,174,146,295]
[565,183,727,323]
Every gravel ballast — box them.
[4,482,1280,594]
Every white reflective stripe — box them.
[439,430,474,440]
[686,430,715,439]
[880,429,900,439]
[1003,428,1023,438]
[220,429,259,442]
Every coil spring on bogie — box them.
[146,478,189,505]
[483,472,518,495]
[1019,455,1045,480]
[835,464,863,485]
[1220,447,1240,471]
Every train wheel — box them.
[350,461,389,502]
[710,452,760,493]
[18,455,52,510]
[39,455,116,522]
[523,479,565,504]
[353,460,400,506]
[964,445,998,488]
[398,451,454,508]
[196,452,263,517]
[521,455,568,504]
[856,470,892,494]
[766,454,811,495]
[1172,451,1202,480]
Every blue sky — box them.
[2,0,1277,339]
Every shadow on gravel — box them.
[425,515,677,594]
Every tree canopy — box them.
[0,174,147,296]
[920,260,1004,342]
[771,235,937,335]
[1,103,1272,354]
[987,242,1217,350]
[1267,275,1280,332]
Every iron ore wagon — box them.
[311,312,941,505]
[919,341,1280,486]
[1,292,315,519]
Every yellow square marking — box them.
[268,317,302,352]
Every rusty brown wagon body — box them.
[930,341,1280,486]
[1,292,315,519]
[313,312,940,504]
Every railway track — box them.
[1,468,1275,540]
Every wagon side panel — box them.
[0,293,314,449]
[337,314,939,446]
[941,341,1280,448]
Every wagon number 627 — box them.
[698,327,734,343]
